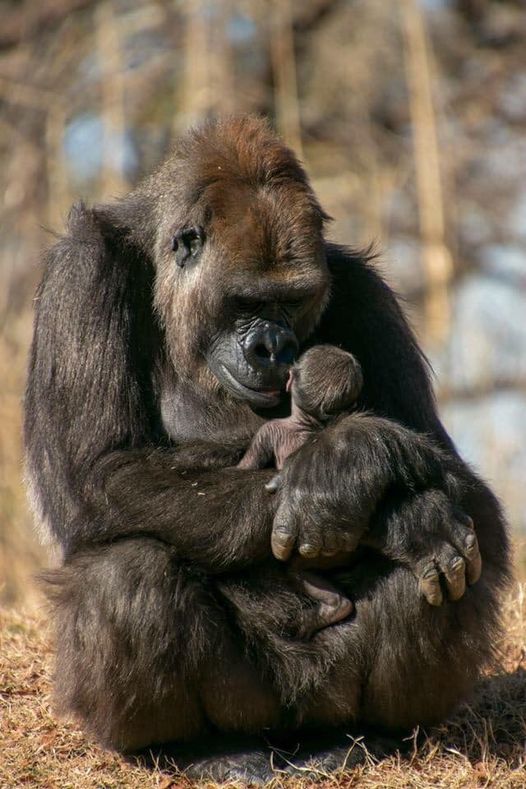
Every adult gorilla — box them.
[25,116,509,780]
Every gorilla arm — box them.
[24,204,275,570]
[268,413,482,605]
[267,245,486,604]
[90,450,276,570]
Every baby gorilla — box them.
[238,345,363,638]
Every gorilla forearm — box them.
[75,448,277,570]
[269,412,486,605]
[272,411,461,550]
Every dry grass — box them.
[1,578,525,789]
[0,302,44,609]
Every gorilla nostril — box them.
[276,343,296,366]
[245,324,298,367]
[254,344,271,360]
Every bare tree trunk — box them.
[173,0,210,138]
[400,0,452,348]
[212,0,236,115]
[270,0,303,157]
[94,0,128,196]
[45,101,70,230]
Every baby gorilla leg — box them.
[291,567,354,639]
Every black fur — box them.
[24,117,510,779]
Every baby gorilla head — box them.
[238,344,363,474]
[289,345,363,422]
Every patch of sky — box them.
[506,190,526,244]
[419,0,451,8]
[227,12,257,45]
[481,244,526,282]
[442,391,526,531]
[446,269,526,390]
[388,237,425,293]
[64,114,138,181]
[125,30,172,71]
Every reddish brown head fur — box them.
[141,116,331,396]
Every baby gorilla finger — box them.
[432,540,468,602]
[418,561,443,606]
[271,522,297,561]
[296,520,326,558]
[454,510,474,530]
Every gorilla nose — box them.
[244,323,298,369]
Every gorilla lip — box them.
[218,363,283,407]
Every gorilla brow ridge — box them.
[175,116,328,221]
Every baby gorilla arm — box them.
[237,423,276,470]
[237,420,309,471]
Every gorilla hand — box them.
[266,414,482,604]
[364,489,482,606]
[266,417,381,561]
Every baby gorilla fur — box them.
[238,345,364,637]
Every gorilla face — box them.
[151,120,330,407]
[207,300,300,408]
[202,195,329,408]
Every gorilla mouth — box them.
[218,363,283,408]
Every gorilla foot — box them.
[133,734,275,784]
[133,728,408,784]
[267,727,407,780]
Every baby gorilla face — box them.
[290,345,363,421]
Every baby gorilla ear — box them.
[172,226,205,268]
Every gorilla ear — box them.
[92,194,157,256]
[172,226,205,269]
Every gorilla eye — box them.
[281,299,304,317]
[172,226,205,269]
[284,299,303,310]
[232,298,265,316]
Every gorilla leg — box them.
[298,551,502,731]
[43,537,280,752]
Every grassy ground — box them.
[1,574,525,789]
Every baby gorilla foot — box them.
[296,569,354,639]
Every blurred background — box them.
[0,0,525,606]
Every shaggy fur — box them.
[24,116,510,780]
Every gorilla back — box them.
[25,116,510,774]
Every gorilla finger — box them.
[265,474,283,494]
[341,531,360,554]
[418,562,443,606]
[446,517,482,587]
[443,555,466,601]
[321,529,342,557]
[298,534,323,559]
[271,523,297,561]
[452,508,474,530]
[298,521,325,558]
[464,531,482,585]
